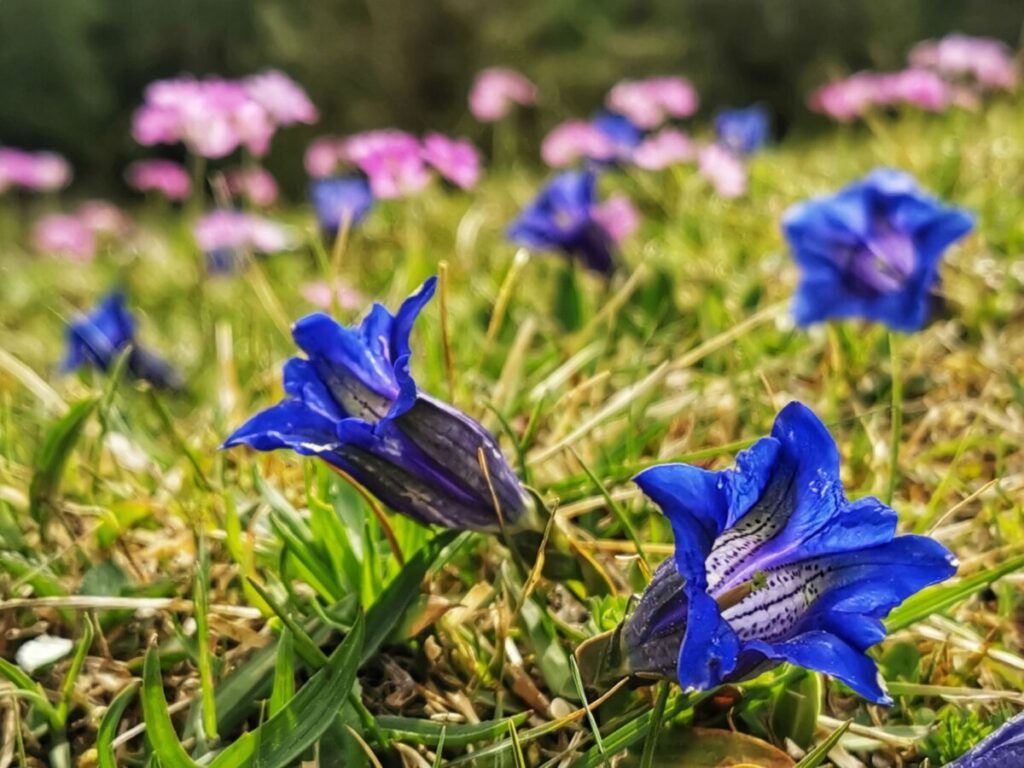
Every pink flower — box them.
[32,214,95,262]
[245,70,318,125]
[305,136,344,177]
[343,130,430,199]
[880,68,951,111]
[469,67,537,122]
[698,144,747,199]
[300,280,367,311]
[632,128,696,170]
[0,148,72,192]
[226,166,279,207]
[125,160,192,200]
[78,200,131,237]
[541,121,616,167]
[194,210,296,254]
[606,76,699,129]
[809,72,884,122]
[910,34,1018,91]
[421,133,481,189]
[592,194,640,242]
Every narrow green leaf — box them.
[376,711,531,747]
[794,720,851,768]
[0,657,60,727]
[770,670,822,749]
[57,616,94,725]
[141,646,201,768]
[29,397,98,523]
[638,682,670,768]
[507,718,527,768]
[97,682,139,768]
[208,611,366,768]
[269,629,295,717]
[194,537,218,740]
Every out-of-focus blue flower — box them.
[949,712,1024,767]
[63,293,182,390]
[623,402,957,704]
[223,277,533,533]
[714,105,771,155]
[591,111,644,159]
[507,170,620,274]
[310,175,374,234]
[783,168,973,331]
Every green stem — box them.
[886,332,903,506]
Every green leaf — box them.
[621,726,794,767]
[194,537,218,740]
[28,397,98,523]
[376,711,531,747]
[269,629,295,717]
[97,682,139,768]
[885,554,1024,633]
[56,617,94,725]
[208,611,365,768]
[794,720,851,768]
[770,670,822,748]
[0,657,60,728]
[141,645,201,768]
[555,261,584,331]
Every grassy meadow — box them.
[0,100,1023,766]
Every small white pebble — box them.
[15,635,73,674]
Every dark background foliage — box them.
[1,0,1020,194]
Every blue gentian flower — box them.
[507,170,618,274]
[63,293,182,390]
[783,168,973,332]
[714,105,771,156]
[222,277,534,533]
[949,712,1024,767]
[310,175,374,234]
[591,111,644,159]
[622,402,956,704]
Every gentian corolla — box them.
[714,105,770,156]
[63,293,182,390]
[223,277,534,533]
[579,402,956,705]
[783,168,973,331]
[507,170,632,274]
[310,176,374,235]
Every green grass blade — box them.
[794,719,851,768]
[29,397,98,523]
[141,645,201,767]
[269,629,295,717]
[208,611,365,768]
[97,682,139,768]
[194,537,218,740]
[0,657,60,727]
[56,616,93,725]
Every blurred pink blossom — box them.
[541,121,616,167]
[300,281,367,311]
[343,130,430,199]
[32,214,95,262]
[305,136,345,177]
[632,128,696,170]
[878,68,951,111]
[421,133,482,189]
[0,148,72,192]
[244,70,318,125]
[125,160,192,200]
[698,145,747,198]
[469,68,537,122]
[194,210,296,254]
[606,76,699,129]
[77,201,131,237]
[911,34,1018,91]
[226,167,279,207]
[809,72,882,122]
[592,194,640,243]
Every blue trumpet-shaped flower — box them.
[624,402,957,704]
[783,168,973,332]
[222,277,533,533]
[63,293,182,390]
[310,175,374,234]
[507,170,619,274]
[591,111,645,159]
[714,105,770,156]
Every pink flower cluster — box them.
[126,160,191,200]
[469,68,537,122]
[910,34,1017,91]
[133,70,317,159]
[810,34,1016,122]
[225,167,279,207]
[32,201,131,262]
[606,77,699,129]
[304,130,482,197]
[592,194,641,243]
[0,148,72,193]
[194,210,296,254]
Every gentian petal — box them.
[391,277,437,362]
[223,399,341,456]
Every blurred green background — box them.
[1,0,1021,195]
